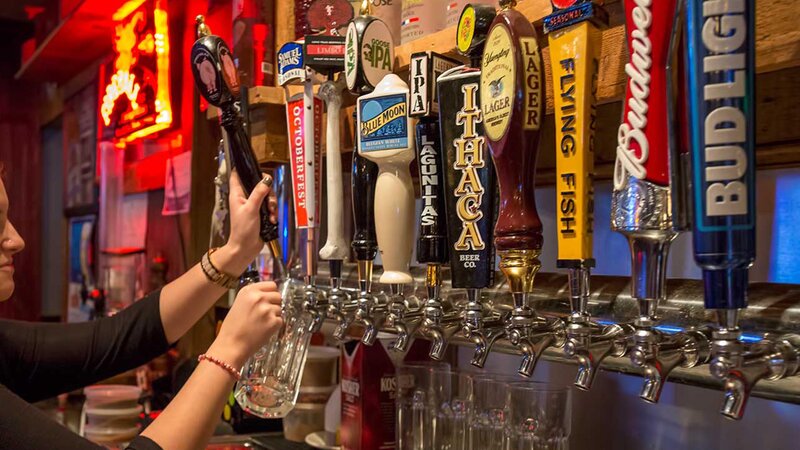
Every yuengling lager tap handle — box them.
[480,0,544,296]
[358,74,416,286]
[190,16,280,249]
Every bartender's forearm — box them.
[159,244,252,344]
[139,339,244,449]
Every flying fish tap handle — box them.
[345,3,396,344]
[277,38,325,330]
[303,35,353,331]
[685,0,798,419]
[544,0,627,390]
[191,16,283,270]
[480,0,565,377]
[611,0,709,403]
[436,2,500,367]
[357,74,416,347]
[404,51,462,356]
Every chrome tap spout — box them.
[386,309,424,352]
[630,328,711,403]
[565,323,634,390]
[465,316,508,368]
[418,314,462,360]
[506,315,567,377]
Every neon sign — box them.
[100,0,172,143]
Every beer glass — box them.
[505,382,571,450]
[470,377,509,450]
[234,277,309,418]
[396,362,451,450]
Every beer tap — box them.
[436,3,503,367]
[191,16,285,276]
[277,40,325,331]
[543,0,632,390]
[303,35,355,335]
[480,0,565,377]
[685,0,800,419]
[386,51,463,355]
[611,0,709,403]
[340,1,396,344]
[356,73,416,348]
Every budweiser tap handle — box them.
[190,16,280,246]
[480,1,544,295]
[686,1,755,314]
[358,74,416,286]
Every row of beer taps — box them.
[264,0,799,421]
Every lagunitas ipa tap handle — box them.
[480,0,544,299]
[410,52,461,268]
[191,16,282,255]
[610,0,683,318]
[686,0,755,319]
[357,74,416,289]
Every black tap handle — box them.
[416,117,448,265]
[190,18,278,244]
[350,111,379,261]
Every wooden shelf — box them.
[15,0,128,83]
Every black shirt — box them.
[0,290,170,449]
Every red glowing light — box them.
[100,0,172,143]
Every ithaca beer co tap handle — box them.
[544,0,630,390]
[405,51,461,357]
[480,0,565,377]
[357,73,416,346]
[686,0,799,420]
[191,16,284,267]
[434,2,501,367]
[345,2,396,344]
[611,1,710,404]
[304,35,353,331]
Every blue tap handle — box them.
[686,1,756,310]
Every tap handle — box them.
[544,1,607,268]
[437,65,497,290]
[344,13,394,96]
[351,115,379,263]
[480,4,543,254]
[455,4,497,68]
[191,27,280,246]
[357,74,416,285]
[408,52,461,265]
[319,78,351,262]
[685,0,755,311]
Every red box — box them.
[341,339,397,450]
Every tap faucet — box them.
[504,303,567,377]
[436,4,500,366]
[710,332,800,420]
[358,73,417,349]
[564,320,633,390]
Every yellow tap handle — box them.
[548,21,601,262]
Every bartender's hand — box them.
[213,171,278,275]
[208,281,283,367]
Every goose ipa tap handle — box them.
[480,0,544,297]
[345,7,395,291]
[191,16,281,253]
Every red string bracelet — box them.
[198,354,241,381]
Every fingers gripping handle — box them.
[319,80,350,261]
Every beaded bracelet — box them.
[198,353,241,381]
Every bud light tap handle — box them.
[686,0,756,314]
